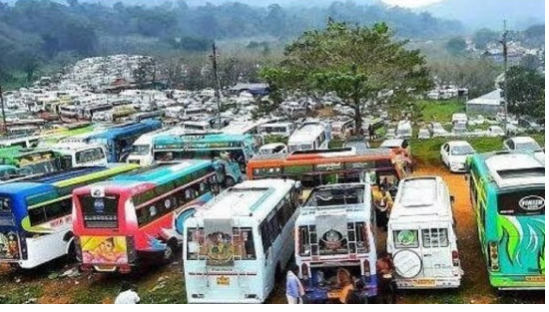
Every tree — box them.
[501,66,544,119]
[261,21,433,132]
[473,28,498,49]
[520,54,541,71]
[446,37,467,55]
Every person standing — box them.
[376,253,396,304]
[114,282,140,304]
[286,265,305,304]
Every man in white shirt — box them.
[114,282,140,304]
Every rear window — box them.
[422,228,449,248]
[80,195,119,228]
[393,230,419,248]
[498,189,545,216]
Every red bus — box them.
[72,161,222,273]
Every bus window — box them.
[393,230,419,248]
[1,197,11,213]
[80,195,119,228]
[27,198,72,227]
[187,228,205,260]
[233,228,256,260]
[498,189,545,216]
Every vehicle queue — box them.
[0,118,545,304]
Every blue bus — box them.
[0,164,139,269]
[152,133,251,186]
[87,120,162,163]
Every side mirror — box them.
[450,195,455,204]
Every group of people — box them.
[286,253,397,305]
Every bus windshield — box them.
[498,189,545,216]
[20,160,61,175]
[156,149,245,165]
[131,145,150,156]
[79,195,120,228]
[186,227,256,263]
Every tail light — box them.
[301,263,309,280]
[452,250,460,267]
[363,259,371,277]
[488,242,499,271]
[127,237,137,263]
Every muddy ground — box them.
[0,165,544,304]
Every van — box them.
[387,176,462,289]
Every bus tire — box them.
[163,240,177,264]
[275,262,283,282]
[225,177,236,188]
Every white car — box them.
[430,122,448,137]
[503,137,545,165]
[440,141,476,173]
[486,126,505,137]
[258,143,288,155]
[418,128,431,140]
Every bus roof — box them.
[391,177,452,220]
[249,148,396,164]
[155,133,251,146]
[89,120,161,141]
[288,123,325,145]
[0,164,138,197]
[481,152,545,189]
[193,179,296,221]
[300,183,372,217]
[111,160,211,185]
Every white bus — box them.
[295,183,378,303]
[127,128,186,166]
[52,143,108,168]
[259,122,295,138]
[183,179,303,303]
[387,176,462,289]
[288,122,331,153]
[331,119,355,140]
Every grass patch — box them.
[141,275,186,304]
[417,99,465,123]
[0,284,42,304]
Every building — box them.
[466,89,503,116]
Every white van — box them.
[387,176,462,289]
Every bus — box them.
[295,183,378,303]
[72,161,223,273]
[259,122,295,139]
[127,128,186,166]
[387,176,462,289]
[183,179,302,303]
[0,164,138,269]
[52,143,108,168]
[468,152,545,290]
[247,148,409,195]
[0,136,42,149]
[153,133,253,184]
[0,149,70,177]
[331,119,355,140]
[288,122,331,153]
[86,120,162,162]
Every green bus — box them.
[0,149,69,179]
[468,152,544,290]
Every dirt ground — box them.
[0,165,544,304]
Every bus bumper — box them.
[490,275,545,290]
[396,277,461,289]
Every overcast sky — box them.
[382,0,444,8]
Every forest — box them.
[0,0,466,86]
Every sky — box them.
[382,0,444,8]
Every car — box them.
[486,126,505,137]
[503,137,545,165]
[430,122,448,137]
[452,113,468,125]
[440,141,476,173]
[395,121,412,139]
[380,139,412,158]
[258,143,288,155]
[452,122,468,135]
[418,128,431,140]
[344,136,370,151]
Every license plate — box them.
[94,265,117,272]
[216,276,230,286]
[413,279,436,286]
[525,276,545,283]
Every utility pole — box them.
[0,83,7,135]
[500,20,509,136]
[210,42,223,123]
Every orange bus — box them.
[247,148,410,194]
